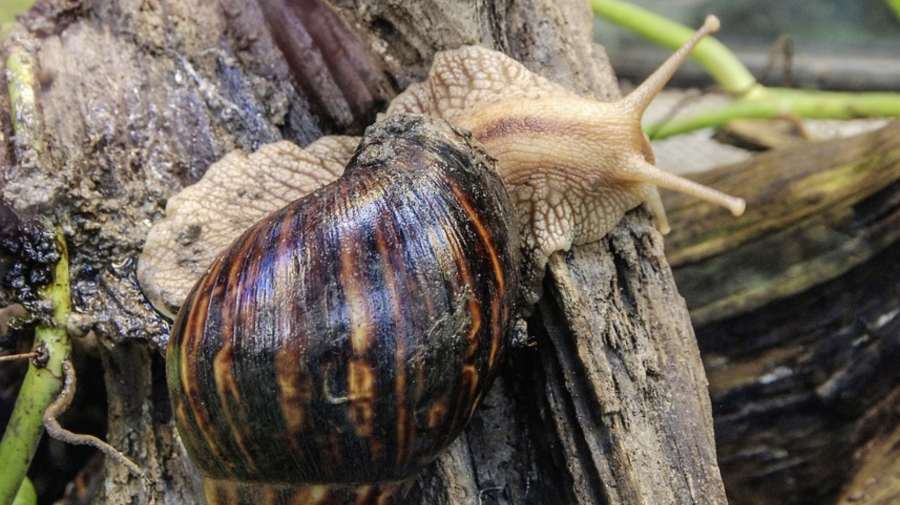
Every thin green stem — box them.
[889,0,900,22]
[648,89,900,139]
[11,478,35,505]
[592,0,900,138]
[590,0,762,97]
[0,227,72,505]
[6,47,42,153]
[0,0,38,24]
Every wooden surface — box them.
[664,121,900,505]
[664,121,900,325]
[0,1,726,504]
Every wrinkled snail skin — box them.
[166,116,520,505]
[386,15,744,305]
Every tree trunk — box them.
[0,0,726,504]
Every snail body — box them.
[167,116,519,504]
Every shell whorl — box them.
[166,115,520,505]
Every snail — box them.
[140,15,743,505]
[166,115,519,504]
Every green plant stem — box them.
[11,478,35,505]
[592,0,900,139]
[591,0,763,98]
[6,47,42,153]
[0,0,38,25]
[889,0,900,21]
[0,228,72,505]
[648,89,900,138]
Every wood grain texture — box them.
[665,121,900,326]
[664,121,900,505]
[538,217,725,505]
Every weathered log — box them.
[0,1,726,504]
[664,121,900,505]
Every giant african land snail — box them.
[139,15,742,505]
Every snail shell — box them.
[166,115,520,504]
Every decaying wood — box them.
[0,0,725,504]
[837,407,900,505]
[663,121,900,505]
[538,223,725,504]
[665,121,900,325]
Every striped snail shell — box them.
[166,115,520,505]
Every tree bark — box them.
[0,0,726,504]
